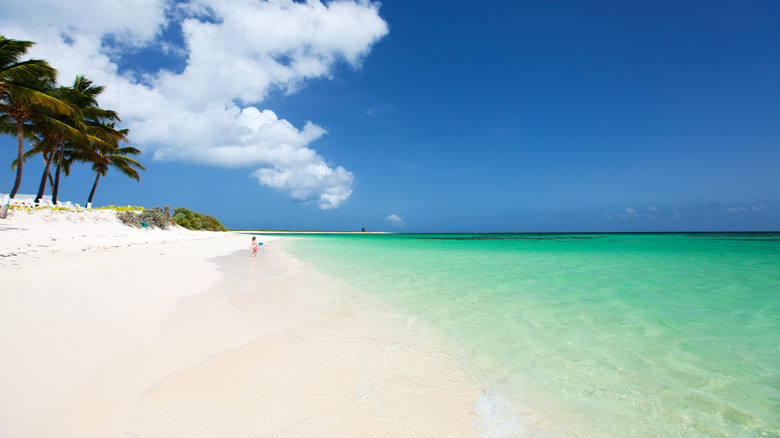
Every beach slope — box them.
[0,209,481,437]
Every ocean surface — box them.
[280,233,780,437]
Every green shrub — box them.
[172,207,227,231]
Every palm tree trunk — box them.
[35,150,56,204]
[87,172,101,207]
[43,153,55,192]
[9,120,25,198]
[51,141,65,205]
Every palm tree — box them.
[82,126,144,207]
[20,134,63,204]
[11,134,55,202]
[6,80,91,204]
[1,77,51,201]
[49,75,118,205]
[8,75,130,207]
[0,37,70,215]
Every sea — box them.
[279,232,780,437]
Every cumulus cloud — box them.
[252,161,354,209]
[0,0,388,209]
[384,214,405,226]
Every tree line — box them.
[0,36,144,218]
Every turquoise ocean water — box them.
[280,233,780,437]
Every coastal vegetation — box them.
[171,207,227,232]
[117,205,227,232]
[97,205,145,212]
[117,206,172,229]
[8,202,227,231]
[0,36,144,217]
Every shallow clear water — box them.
[282,233,780,437]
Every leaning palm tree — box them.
[0,76,51,200]
[7,80,90,204]
[72,122,143,207]
[0,37,70,215]
[84,140,144,208]
[48,75,118,204]
[19,134,68,204]
[11,133,56,202]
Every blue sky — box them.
[2,0,779,232]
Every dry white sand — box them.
[0,208,483,437]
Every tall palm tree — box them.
[1,77,51,201]
[9,75,125,206]
[7,80,90,204]
[81,125,144,207]
[49,75,118,204]
[0,37,69,215]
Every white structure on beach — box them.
[1,193,79,209]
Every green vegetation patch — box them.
[110,205,227,231]
[171,207,227,232]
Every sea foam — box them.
[471,392,551,438]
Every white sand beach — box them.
[0,208,482,437]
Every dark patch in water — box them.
[691,232,780,242]
[413,235,601,241]
[711,238,780,242]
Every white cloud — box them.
[384,214,405,226]
[620,207,640,219]
[0,0,388,209]
[3,0,166,45]
[252,161,354,209]
[606,200,780,228]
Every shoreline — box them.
[124,240,483,436]
[232,230,393,234]
[1,209,483,436]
